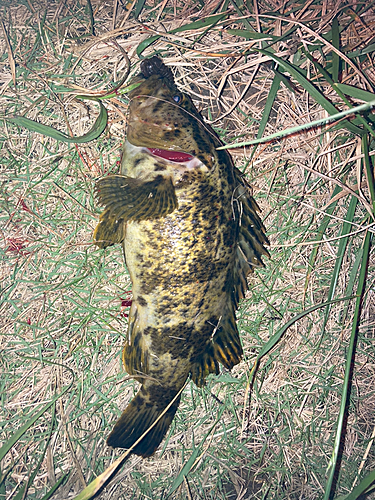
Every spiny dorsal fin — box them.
[233,167,270,306]
[191,169,269,386]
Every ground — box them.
[0,1,374,499]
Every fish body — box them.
[94,57,269,457]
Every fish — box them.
[93,56,269,458]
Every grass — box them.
[1,0,375,499]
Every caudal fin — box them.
[106,385,181,457]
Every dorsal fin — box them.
[232,168,270,307]
[190,169,269,387]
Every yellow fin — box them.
[107,384,182,457]
[95,174,178,222]
[233,168,270,306]
[122,304,150,380]
[191,308,243,387]
[93,208,126,249]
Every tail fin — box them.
[106,385,181,457]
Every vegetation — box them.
[0,0,374,498]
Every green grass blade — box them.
[136,35,160,57]
[136,13,227,56]
[226,29,280,41]
[334,83,375,102]
[51,80,140,99]
[304,184,342,294]
[302,49,375,136]
[323,230,372,500]
[362,134,375,214]
[346,42,375,58]
[256,72,281,140]
[246,72,281,167]
[82,81,142,100]
[134,0,146,18]
[167,444,207,497]
[85,0,95,35]
[73,450,132,500]
[0,469,5,498]
[227,1,253,30]
[340,469,375,500]
[254,49,363,135]
[256,49,339,112]
[12,403,56,500]
[341,244,365,325]
[0,396,60,463]
[6,100,108,143]
[249,295,356,386]
[226,22,300,46]
[166,406,226,498]
[218,99,375,149]
[12,483,26,500]
[331,16,340,83]
[39,472,71,500]
[319,194,358,341]
[0,360,73,462]
[170,13,228,33]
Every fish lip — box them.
[145,147,195,164]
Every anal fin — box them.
[191,308,243,387]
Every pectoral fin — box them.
[95,174,178,222]
[93,208,126,249]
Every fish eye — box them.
[173,95,182,103]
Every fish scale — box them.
[93,56,269,457]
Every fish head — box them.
[126,57,218,169]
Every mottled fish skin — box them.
[94,56,269,457]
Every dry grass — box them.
[1,0,375,499]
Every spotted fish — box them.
[94,56,269,457]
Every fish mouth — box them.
[146,148,194,163]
